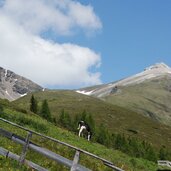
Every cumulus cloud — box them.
[2,0,102,35]
[0,0,102,88]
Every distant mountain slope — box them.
[13,90,171,150]
[0,67,43,101]
[76,63,171,126]
[104,75,171,126]
[77,63,171,97]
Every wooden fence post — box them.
[70,150,80,171]
[19,131,32,164]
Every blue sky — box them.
[0,0,171,88]
[60,0,171,83]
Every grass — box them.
[0,104,160,171]
[12,90,171,150]
[104,75,171,127]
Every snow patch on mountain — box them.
[0,66,43,101]
[76,63,171,97]
[76,90,94,95]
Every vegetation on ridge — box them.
[0,100,160,171]
[0,88,171,170]
[13,90,171,150]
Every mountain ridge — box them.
[76,62,171,97]
[0,66,43,101]
[76,62,171,126]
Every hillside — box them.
[76,63,171,127]
[0,99,161,171]
[103,75,171,126]
[12,90,171,150]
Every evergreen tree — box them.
[96,123,111,147]
[73,113,80,132]
[145,144,157,162]
[87,113,95,133]
[159,146,168,160]
[128,137,140,157]
[0,104,3,114]
[58,109,72,129]
[114,134,125,150]
[40,99,51,121]
[30,95,38,113]
[59,109,65,125]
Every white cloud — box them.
[0,1,102,89]
[1,0,102,35]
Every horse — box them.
[77,121,91,141]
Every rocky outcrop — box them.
[0,67,43,101]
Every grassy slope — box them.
[0,103,159,171]
[103,76,171,126]
[12,90,171,150]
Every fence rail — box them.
[0,117,124,171]
[158,160,171,168]
[0,147,48,171]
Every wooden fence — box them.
[158,160,171,168]
[0,117,124,171]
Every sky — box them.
[0,0,171,89]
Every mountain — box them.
[0,67,43,101]
[77,63,171,97]
[13,90,171,150]
[76,63,171,126]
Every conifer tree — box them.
[96,123,111,147]
[0,104,3,113]
[87,114,95,133]
[73,113,80,131]
[58,109,72,129]
[30,95,37,113]
[145,144,157,162]
[159,146,168,160]
[40,99,51,121]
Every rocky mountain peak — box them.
[0,67,43,101]
[144,62,171,73]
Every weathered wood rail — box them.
[0,117,124,171]
[158,160,171,168]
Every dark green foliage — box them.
[58,110,160,162]
[72,111,95,134]
[111,135,158,162]
[40,99,52,121]
[86,113,95,134]
[58,109,72,130]
[80,109,87,121]
[12,89,171,155]
[145,144,157,162]
[0,104,4,113]
[30,95,38,113]
[73,113,80,132]
[159,146,171,160]
[95,123,111,147]
[114,134,125,150]
[159,146,166,160]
